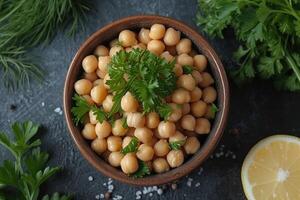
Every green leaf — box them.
[42,193,72,200]
[169,140,186,150]
[91,106,106,124]
[121,137,139,155]
[12,121,39,145]
[210,103,219,119]
[121,117,128,129]
[24,148,49,176]
[0,160,19,187]
[131,160,150,178]
[182,65,193,74]
[71,94,91,125]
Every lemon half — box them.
[241,135,300,200]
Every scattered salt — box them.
[100,194,104,198]
[41,102,45,107]
[54,107,63,115]
[88,176,94,181]
[95,194,100,199]
[157,188,163,195]
[195,182,201,187]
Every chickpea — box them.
[103,73,111,89]
[171,88,191,104]
[163,28,181,46]
[190,87,202,102]
[157,121,176,138]
[154,139,170,157]
[160,51,174,62]
[126,112,145,128]
[91,138,107,155]
[82,95,94,105]
[147,40,165,55]
[181,114,196,131]
[122,136,134,148]
[119,30,137,47]
[74,79,92,95]
[204,104,216,119]
[167,150,184,168]
[94,45,109,57]
[192,70,203,84]
[184,137,200,154]
[173,64,183,77]
[82,123,97,140]
[109,46,123,57]
[181,103,190,115]
[191,100,207,117]
[93,79,103,86]
[102,95,113,112]
[89,110,97,124]
[146,112,160,129]
[108,151,124,167]
[138,28,151,44]
[83,72,98,82]
[134,127,153,144]
[177,53,194,66]
[112,119,128,136]
[109,39,120,47]
[136,144,154,161]
[149,136,158,147]
[98,56,111,74]
[177,74,196,91]
[95,120,112,138]
[120,153,139,174]
[107,136,122,152]
[199,72,214,88]
[176,38,192,54]
[121,92,139,112]
[202,87,217,103]
[126,128,135,137]
[153,158,170,173]
[194,55,207,72]
[169,131,186,143]
[168,103,182,122]
[82,55,98,73]
[101,150,111,162]
[90,83,108,104]
[132,43,147,49]
[195,118,211,134]
[96,68,106,79]
[149,24,166,40]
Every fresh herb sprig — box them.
[210,103,219,119]
[107,49,177,119]
[169,139,186,150]
[182,65,194,74]
[121,137,139,155]
[131,160,151,178]
[0,0,90,90]
[71,94,106,125]
[0,121,71,200]
[197,0,300,91]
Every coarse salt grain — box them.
[100,194,104,198]
[41,102,45,107]
[195,182,200,187]
[54,107,63,115]
[157,188,163,195]
[88,176,94,181]
[95,194,100,199]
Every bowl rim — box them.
[63,15,230,186]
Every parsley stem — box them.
[286,53,300,84]
[0,0,27,23]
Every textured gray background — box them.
[0,0,300,199]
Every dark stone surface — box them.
[0,0,300,199]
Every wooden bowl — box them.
[64,15,229,186]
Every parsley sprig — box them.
[121,137,139,155]
[131,160,151,178]
[107,49,177,119]
[169,139,186,150]
[197,0,300,91]
[71,94,106,125]
[0,121,71,200]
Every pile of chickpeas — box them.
[73,24,217,175]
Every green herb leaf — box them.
[169,139,186,150]
[182,65,194,74]
[122,117,128,129]
[131,160,151,178]
[42,193,72,200]
[71,94,107,125]
[211,103,219,118]
[0,160,19,187]
[197,0,300,91]
[121,137,139,155]
[107,49,177,119]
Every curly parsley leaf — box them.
[131,160,151,178]
[0,121,71,199]
[211,103,219,117]
[121,137,139,155]
[42,193,72,200]
[169,139,186,150]
[197,0,300,91]
[182,65,194,74]
[107,49,177,119]
[71,94,106,125]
